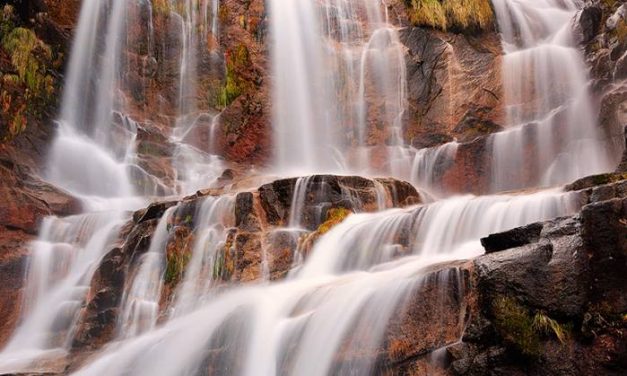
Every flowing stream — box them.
[0,0,619,375]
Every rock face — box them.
[0,1,626,375]
[581,0,627,168]
[399,26,503,149]
[446,180,627,376]
[67,175,421,354]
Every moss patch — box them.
[492,296,541,357]
[0,6,57,141]
[164,249,191,285]
[317,208,353,235]
[217,44,251,108]
[492,296,571,357]
[405,0,494,32]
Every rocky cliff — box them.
[0,0,625,375]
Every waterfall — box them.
[0,0,148,371]
[69,189,576,376]
[489,0,614,192]
[0,0,619,374]
[171,0,225,195]
[270,0,408,176]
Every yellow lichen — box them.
[317,208,353,235]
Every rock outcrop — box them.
[66,175,421,356]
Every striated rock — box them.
[399,25,503,150]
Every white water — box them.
[270,0,408,176]
[70,189,576,376]
[0,0,618,374]
[171,0,225,195]
[0,0,146,371]
[172,195,235,316]
[489,0,614,191]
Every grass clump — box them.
[492,296,571,357]
[2,27,53,95]
[406,0,494,32]
[165,248,191,285]
[0,8,57,141]
[492,296,541,357]
[533,311,570,344]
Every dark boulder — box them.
[579,5,603,44]
[481,222,543,253]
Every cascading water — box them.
[489,0,615,192]
[68,189,576,376]
[0,0,620,375]
[171,0,225,195]
[0,0,149,371]
[270,0,408,175]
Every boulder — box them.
[480,222,543,253]
[258,175,421,229]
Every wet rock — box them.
[565,172,627,192]
[399,26,503,149]
[234,191,260,232]
[0,229,30,347]
[481,222,543,253]
[615,51,627,79]
[133,200,178,223]
[72,219,158,351]
[606,4,626,32]
[581,198,627,314]
[453,113,503,143]
[476,228,588,318]
[218,168,235,183]
[324,262,473,375]
[579,5,603,43]
[258,175,420,229]
[440,136,491,195]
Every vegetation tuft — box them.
[218,44,251,108]
[492,296,570,357]
[165,248,191,285]
[0,5,57,141]
[405,0,494,32]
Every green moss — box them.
[1,5,15,39]
[492,297,571,357]
[2,27,53,94]
[405,0,494,32]
[212,250,225,280]
[217,44,251,108]
[151,0,173,15]
[492,296,541,357]
[164,249,191,285]
[1,90,26,139]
